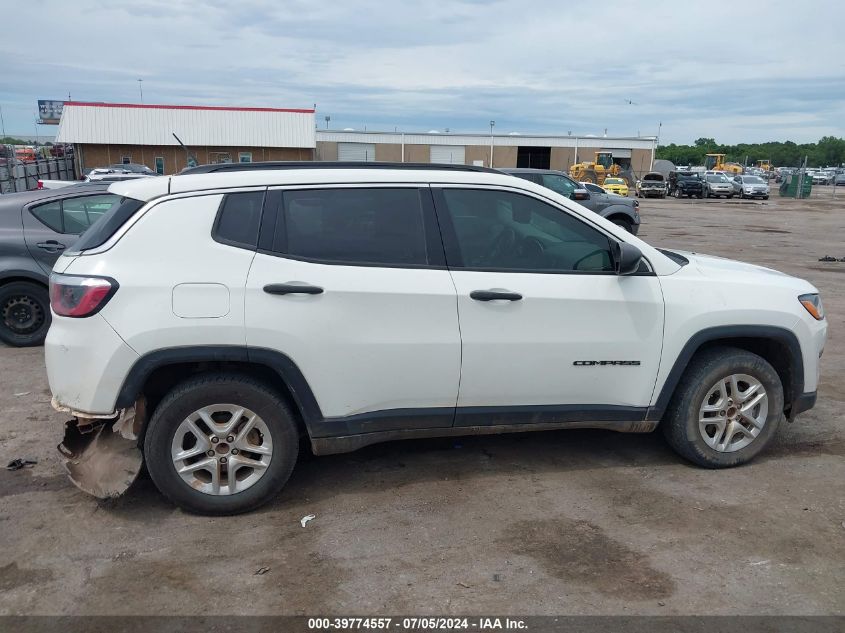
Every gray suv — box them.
[0,183,119,346]
[501,168,641,234]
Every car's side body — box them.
[43,165,827,512]
[0,183,117,345]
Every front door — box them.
[433,185,664,426]
[245,185,461,436]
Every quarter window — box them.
[30,194,121,234]
[273,188,429,266]
[213,191,264,249]
[440,188,614,273]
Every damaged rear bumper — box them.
[55,401,145,499]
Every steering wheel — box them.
[573,248,607,271]
[485,228,516,264]
[517,236,545,261]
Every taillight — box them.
[37,180,44,189]
[49,274,118,317]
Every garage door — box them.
[430,145,465,164]
[338,143,376,162]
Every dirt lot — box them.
[1,188,843,616]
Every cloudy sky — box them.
[3,0,844,144]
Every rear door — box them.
[244,185,461,436]
[22,193,119,273]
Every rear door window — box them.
[269,188,431,266]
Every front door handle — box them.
[263,283,324,295]
[36,240,66,252]
[470,290,522,302]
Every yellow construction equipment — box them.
[569,151,635,186]
[756,160,772,171]
[704,153,743,175]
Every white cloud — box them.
[2,0,843,143]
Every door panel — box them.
[22,201,70,273]
[245,186,460,432]
[434,186,664,421]
[450,270,664,410]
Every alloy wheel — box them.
[698,374,768,452]
[170,404,274,495]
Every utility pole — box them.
[489,120,495,167]
[138,79,144,103]
[324,115,330,129]
[0,104,5,139]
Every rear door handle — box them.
[263,283,324,295]
[36,240,66,252]
[470,290,522,302]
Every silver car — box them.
[732,175,770,199]
[705,174,735,198]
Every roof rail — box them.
[179,161,500,175]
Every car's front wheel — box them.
[662,347,784,468]
[0,281,51,347]
[611,218,633,233]
[144,374,300,515]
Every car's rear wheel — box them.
[662,346,784,468]
[0,281,51,347]
[144,374,299,515]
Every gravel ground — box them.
[1,187,843,616]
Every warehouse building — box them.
[55,100,657,177]
[315,130,658,176]
[56,101,316,175]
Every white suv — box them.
[45,163,827,515]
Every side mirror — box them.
[572,189,590,201]
[612,241,643,276]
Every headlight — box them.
[799,293,825,320]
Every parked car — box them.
[811,172,832,185]
[46,162,826,514]
[87,168,156,182]
[704,174,735,198]
[602,177,629,196]
[636,173,668,198]
[502,168,640,234]
[731,175,770,199]
[668,171,705,198]
[108,163,159,176]
[0,183,118,346]
[834,174,845,186]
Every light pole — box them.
[489,120,495,166]
[325,115,330,129]
[138,79,144,103]
[0,104,5,139]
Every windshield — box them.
[604,178,624,184]
[678,173,699,180]
[743,176,765,184]
[706,175,728,183]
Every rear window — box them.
[70,196,145,252]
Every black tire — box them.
[697,193,704,199]
[144,373,300,515]
[763,195,769,200]
[661,346,784,468]
[728,194,734,199]
[0,281,51,347]
[611,218,633,233]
